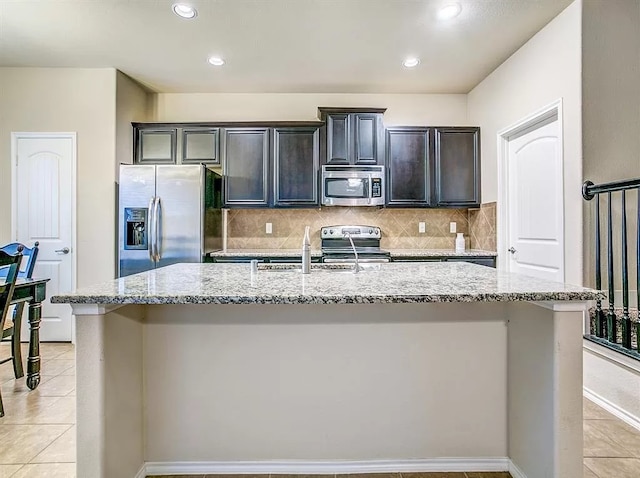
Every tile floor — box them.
[0,342,75,478]
[1,343,640,477]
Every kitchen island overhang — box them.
[52,263,603,478]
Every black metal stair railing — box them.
[583,177,640,357]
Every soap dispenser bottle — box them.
[302,226,311,274]
[455,232,465,253]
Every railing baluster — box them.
[607,192,617,343]
[583,178,640,356]
[621,191,631,348]
[595,195,605,337]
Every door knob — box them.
[508,247,517,254]
[55,247,70,254]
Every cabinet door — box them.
[386,127,431,207]
[325,114,350,164]
[273,127,319,206]
[182,128,219,164]
[434,127,480,207]
[353,113,380,165]
[135,128,177,164]
[223,128,270,207]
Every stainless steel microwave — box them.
[321,165,385,206]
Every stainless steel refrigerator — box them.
[118,164,223,277]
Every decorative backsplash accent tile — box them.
[468,202,497,252]
[227,207,471,250]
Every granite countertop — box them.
[51,262,602,305]
[209,249,323,257]
[209,248,497,258]
[389,249,497,257]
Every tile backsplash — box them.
[226,207,485,250]
[468,202,497,251]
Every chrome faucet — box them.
[343,231,360,274]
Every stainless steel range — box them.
[321,225,390,263]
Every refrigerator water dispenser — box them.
[124,208,148,250]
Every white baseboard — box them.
[134,464,146,478]
[141,458,510,476]
[508,460,527,478]
[584,387,640,432]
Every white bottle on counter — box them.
[302,226,311,274]
[455,232,465,253]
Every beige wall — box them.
[151,93,468,126]
[0,68,117,287]
[582,0,640,293]
[467,0,583,285]
[116,71,151,172]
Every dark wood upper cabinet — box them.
[135,127,177,164]
[386,127,431,207]
[319,108,385,165]
[434,127,480,207]
[134,124,219,165]
[223,128,270,207]
[353,113,380,165]
[273,127,319,206]
[182,128,219,164]
[325,114,350,164]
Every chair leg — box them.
[11,303,25,379]
[0,386,4,418]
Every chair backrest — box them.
[0,242,39,278]
[0,248,23,331]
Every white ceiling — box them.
[0,0,573,94]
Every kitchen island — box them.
[52,262,601,478]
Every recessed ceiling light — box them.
[403,57,420,68]
[208,56,225,66]
[172,3,197,19]
[438,3,462,20]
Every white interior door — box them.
[14,134,75,342]
[507,118,564,282]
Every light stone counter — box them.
[207,248,497,258]
[388,248,497,257]
[51,262,599,305]
[208,248,323,258]
[53,262,599,478]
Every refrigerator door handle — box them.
[148,197,156,262]
[155,196,163,261]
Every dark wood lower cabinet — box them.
[391,256,496,268]
[223,128,270,207]
[386,127,431,207]
[273,127,319,206]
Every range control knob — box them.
[329,229,334,235]
[369,229,373,234]
[323,230,328,235]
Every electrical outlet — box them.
[266,222,272,234]
[449,222,457,233]
[418,222,426,233]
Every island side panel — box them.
[143,303,508,464]
[76,305,145,478]
[507,302,584,478]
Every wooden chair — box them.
[0,246,23,417]
[0,242,38,379]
